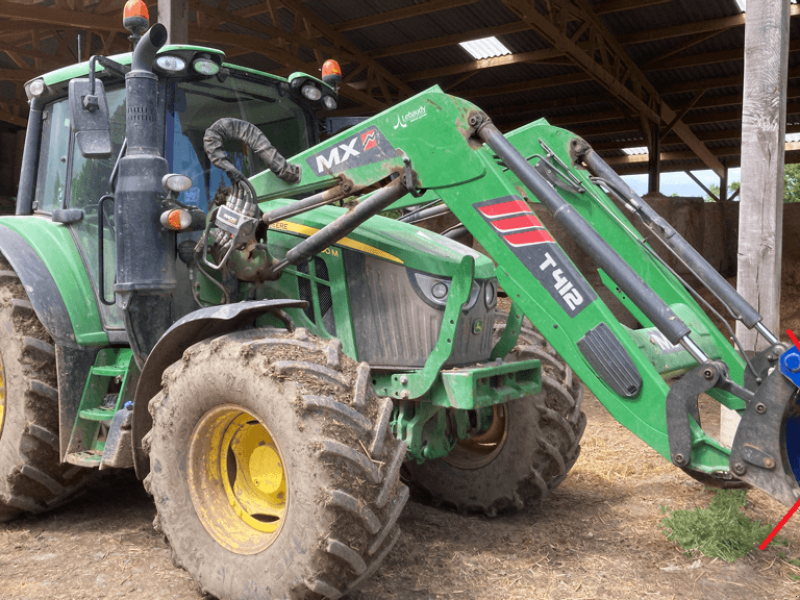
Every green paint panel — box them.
[0,215,107,346]
[404,255,474,398]
[437,358,540,409]
[262,199,496,279]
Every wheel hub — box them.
[187,404,287,555]
[444,404,508,469]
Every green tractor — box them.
[2,7,800,600]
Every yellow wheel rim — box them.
[444,404,508,469]
[187,404,288,555]
[0,350,5,439]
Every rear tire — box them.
[146,328,409,600]
[0,255,91,521]
[404,311,586,516]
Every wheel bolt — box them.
[755,403,767,414]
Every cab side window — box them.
[70,87,126,209]
[33,99,70,213]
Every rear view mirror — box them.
[69,78,112,158]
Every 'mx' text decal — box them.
[306,126,395,176]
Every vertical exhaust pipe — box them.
[114,24,175,366]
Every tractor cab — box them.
[20,29,332,339]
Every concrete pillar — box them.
[722,0,791,446]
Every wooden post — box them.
[648,122,660,194]
[720,160,728,202]
[721,0,791,447]
[157,0,189,45]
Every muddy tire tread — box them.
[0,254,93,520]
[405,310,585,515]
[147,330,409,600]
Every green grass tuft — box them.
[660,489,785,562]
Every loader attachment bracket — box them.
[744,342,786,391]
[666,361,722,468]
[730,365,800,507]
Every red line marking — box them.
[760,495,800,549]
[760,328,800,550]
[492,214,544,231]
[787,328,800,352]
[504,229,554,246]
[478,199,531,218]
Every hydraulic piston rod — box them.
[476,118,705,355]
[576,142,776,343]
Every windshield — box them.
[166,74,312,211]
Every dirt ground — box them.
[1,390,798,600]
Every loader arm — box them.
[249,87,800,507]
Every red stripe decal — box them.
[504,229,554,246]
[478,199,531,218]
[492,214,543,231]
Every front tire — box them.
[404,311,586,516]
[0,256,92,521]
[146,328,408,600]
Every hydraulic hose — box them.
[574,141,770,338]
[203,118,301,184]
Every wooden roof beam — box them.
[602,141,800,166]
[647,38,800,71]
[188,26,391,112]
[619,4,800,46]
[500,0,724,176]
[0,1,122,32]
[333,0,479,33]
[276,0,414,103]
[368,0,670,59]
[590,123,800,151]
[401,47,564,82]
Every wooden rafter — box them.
[333,0,479,33]
[499,0,724,176]
[0,1,122,32]
[619,4,800,46]
[194,0,414,111]
[603,141,800,167]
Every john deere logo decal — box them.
[307,126,395,176]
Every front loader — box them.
[1,5,799,598]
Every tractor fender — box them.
[0,225,76,345]
[131,298,306,479]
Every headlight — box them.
[162,173,193,193]
[193,57,220,76]
[484,280,497,308]
[323,95,337,110]
[431,282,448,300]
[156,55,187,73]
[26,79,45,98]
[301,84,322,101]
[414,273,482,310]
